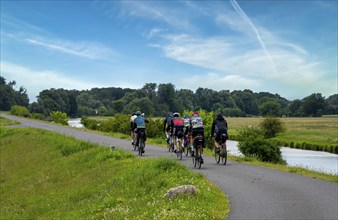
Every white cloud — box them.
[1,14,120,61]
[0,61,108,102]
[178,72,262,92]
[24,37,120,61]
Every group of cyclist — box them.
[130,110,228,157]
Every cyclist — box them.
[211,113,228,154]
[130,112,137,145]
[134,111,149,153]
[170,112,184,152]
[190,111,205,157]
[163,112,174,142]
[183,114,191,148]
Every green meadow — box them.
[226,116,338,146]
[0,117,229,219]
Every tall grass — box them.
[0,126,229,219]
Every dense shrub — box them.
[238,126,285,164]
[10,105,30,117]
[50,111,68,125]
[259,117,286,138]
[238,135,285,164]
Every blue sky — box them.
[1,0,337,102]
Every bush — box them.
[10,105,30,117]
[238,136,286,164]
[238,126,285,164]
[31,113,45,120]
[259,117,286,138]
[50,111,68,125]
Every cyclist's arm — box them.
[211,120,215,136]
[163,119,167,131]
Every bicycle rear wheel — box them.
[221,143,227,165]
[193,152,197,167]
[198,146,202,169]
[177,139,182,160]
[138,139,144,156]
[215,146,220,164]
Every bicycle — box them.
[214,134,227,165]
[192,134,204,169]
[138,130,146,156]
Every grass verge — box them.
[0,126,230,219]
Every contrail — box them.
[229,0,278,75]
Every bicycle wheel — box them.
[221,143,227,165]
[193,151,197,167]
[138,139,144,156]
[198,146,202,169]
[215,146,220,164]
[177,139,182,160]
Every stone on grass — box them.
[165,185,196,198]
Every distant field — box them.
[227,116,338,146]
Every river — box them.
[68,119,337,175]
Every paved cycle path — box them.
[2,114,337,220]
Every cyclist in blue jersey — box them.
[134,111,149,153]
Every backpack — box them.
[166,115,173,126]
[215,120,227,134]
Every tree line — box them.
[1,76,337,117]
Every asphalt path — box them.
[2,114,337,220]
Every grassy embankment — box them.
[0,117,229,219]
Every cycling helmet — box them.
[135,111,141,116]
[217,112,223,119]
[173,112,180,117]
[193,111,199,116]
[167,112,173,117]
[184,114,189,119]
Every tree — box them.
[158,83,176,111]
[259,117,286,138]
[122,97,155,115]
[326,94,338,114]
[259,100,282,117]
[231,90,259,115]
[0,76,29,110]
[302,93,328,117]
[287,99,303,116]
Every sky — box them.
[1,0,337,103]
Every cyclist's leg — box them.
[191,129,196,155]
